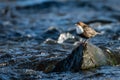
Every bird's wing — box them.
[84,27,97,37]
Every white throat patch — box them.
[76,26,84,34]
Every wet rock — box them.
[100,47,120,65]
[44,38,57,44]
[39,42,120,73]
[81,43,107,69]
[82,43,120,69]
[50,43,83,72]
[42,26,61,40]
[43,43,106,72]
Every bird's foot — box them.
[82,42,88,47]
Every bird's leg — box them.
[83,39,88,43]
[81,38,84,43]
[83,39,88,46]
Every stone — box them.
[33,42,120,73]
[81,43,107,69]
[42,26,61,40]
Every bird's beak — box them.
[75,24,79,27]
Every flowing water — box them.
[0,0,120,80]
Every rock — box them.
[42,26,61,40]
[100,47,120,65]
[81,43,107,69]
[51,43,84,72]
[9,39,120,73]
[44,38,57,44]
[81,43,120,69]
[41,42,120,73]
[44,42,110,72]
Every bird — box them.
[75,22,100,44]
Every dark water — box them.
[0,0,120,80]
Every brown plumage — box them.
[75,22,100,43]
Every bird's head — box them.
[75,22,86,28]
[75,22,85,34]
